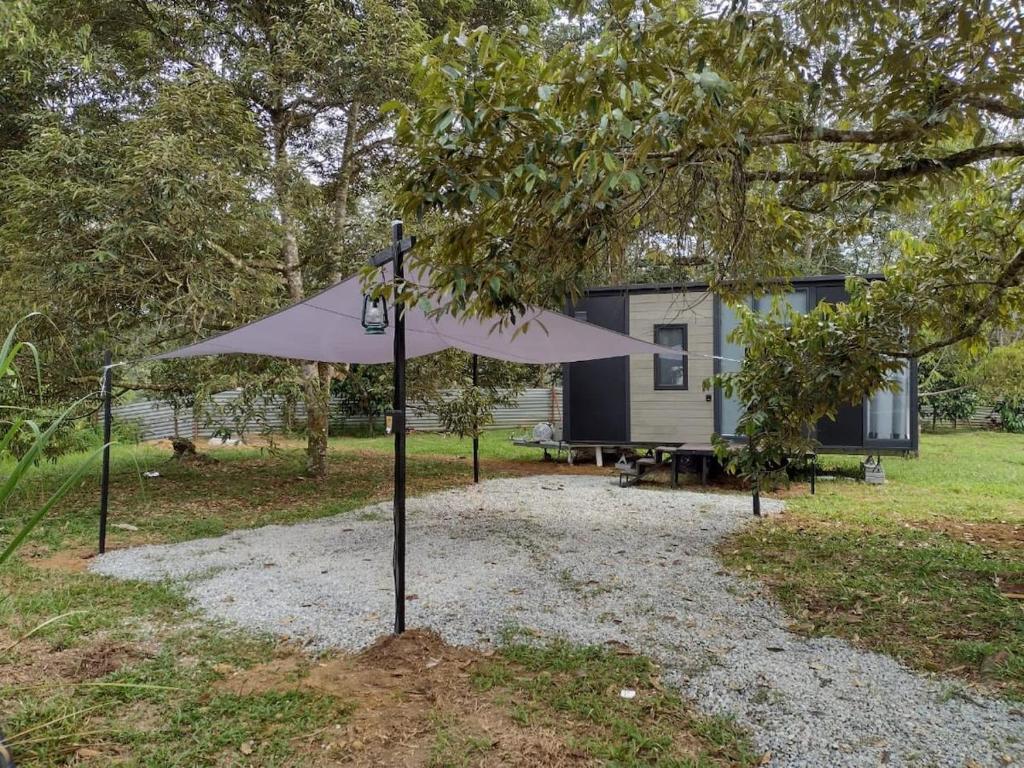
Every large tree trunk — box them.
[311,100,363,439]
[267,100,364,477]
[304,367,331,476]
[272,113,330,477]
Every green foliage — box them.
[995,402,1024,433]
[974,341,1024,406]
[711,295,906,477]
[1,0,553,476]
[395,1,1024,316]
[972,341,1024,432]
[393,0,1024,475]
[333,364,392,434]
[918,348,979,429]
[408,351,541,438]
[0,319,103,565]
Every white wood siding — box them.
[629,291,715,443]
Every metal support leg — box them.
[98,350,113,555]
[671,453,679,488]
[471,354,479,484]
[811,457,817,495]
[752,474,761,517]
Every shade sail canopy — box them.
[153,266,686,364]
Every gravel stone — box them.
[92,475,1023,767]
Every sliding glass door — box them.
[716,291,808,437]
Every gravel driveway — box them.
[92,475,1022,767]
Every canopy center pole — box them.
[391,221,407,635]
[472,354,479,484]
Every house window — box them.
[654,324,687,390]
[866,361,912,443]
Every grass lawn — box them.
[722,430,1024,700]
[1,430,756,767]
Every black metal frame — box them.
[652,323,688,390]
[379,221,415,635]
[96,222,421,636]
[472,353,480,483]
[98,350,112,554]
[863,358,918,452]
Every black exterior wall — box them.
[563,292,631,443]
[564,275,919,455]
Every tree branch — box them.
[960,94,1024,120]
[68,377,185,393]
[919,386,969,398]
[748,125,925,147]
[749,141,1024,185]
[895,246,1024,358]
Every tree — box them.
[334,364,392,434]
[408,350,541,437]
[393,0,1024,476]
[973,341,1024,432]
[917,349,979,430]
[335,352,543,435]
[1,0,550,475]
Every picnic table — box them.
[616,443,718,487]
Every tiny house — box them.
[563,275,918,456]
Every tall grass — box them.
[0,317,106,565]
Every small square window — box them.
[654,325,687,390]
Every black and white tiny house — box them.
[563,275,918,456]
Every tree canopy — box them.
[393,0,1024,472]
[3,0,1023,476]
[1,0,549,473]
[396,0,1022,311]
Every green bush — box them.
[973,342,1024,433]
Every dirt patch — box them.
[24,546,96,573]
[908,518,1024,551]
[1,633,156,687]
[214,630,590,767]
[58,640,153,682]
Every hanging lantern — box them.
[361,295,388,335]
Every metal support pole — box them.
[811,457,817,495]
[471,354,479,484]
[98,350,113,554]
[391,221,407,635]
[752,473,761,517]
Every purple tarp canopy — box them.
[154,266,686,364]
